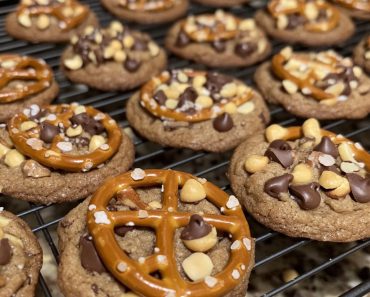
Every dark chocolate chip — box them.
[265,148,294,168]
[264,173,293,198]
[313,136,339,158]
[289,183,321,210]
[212,40,226,53]
[40,122,59,143]
[177,87,198,108]
[268,139,292,151]
[124,59,141,72]
[114,226,134,237]
[346,173,370,203]
[213,113,233,132]
[80,234,106,273]
[286,13,306,29]
[70,112,104,135]
[176,30,190,47]
[234,42,257,57]
[0,238,11,265]
[180,214,212,240]
[153,90,167,105]
[205,72,233,95]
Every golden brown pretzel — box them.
[87,169,253,297]
[8,104,122,172]
[119,0,176,11]
[140,70,253,122]
[0,54,52,103]
[336,0,370,12]
[17,0,88,31]
[268,0,340,32]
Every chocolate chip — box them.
[358,267,370,281]
[289,183,321,210]
[206,72,233,95]
[176,30,190,47]
[180,214,212,240]
[286,13,306,29]
[268,139,292,151]
[0,238,12,265]
[40,122,59,143]
[234,42,257,57]
[133,39,148,51]
[177,87,197,108]
[114,226,134,237]
[265,147,294,168]
[213,113,233,132]
[80,235,106,273]
[29,109,47,121]
[124,59,141,72]
[346,173,370,203]
[212,40,226,53]
[91,284,99,294]
[264,174,293,198]
[313,136,339,158]
[153,90,167,105]
[70,113,104,135]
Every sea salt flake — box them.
[0,207,4,212]
[100,144,110,151]
[131,168,146,180]
[46,114,57,121]
[138,210,149,218]
[94,211,111,225]
[157,255,167,264]
[241,264,246,270]
[94,113,105,120]
[226,195,239,209]
[26,138,43,151]
[29,104,40,116]
[154,247,160,253]
[318,154,336,167]
[230,240,241,250]
[243,238,251,251]
[126,221,135,226]
[204,276,218,288]
[138,257,145,264]
[117,261,127,272]
[88,204,96,211]
[232,269,240,280]
[165,291,176,297]
[57,141,73,152]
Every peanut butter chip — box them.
[182,252,214,281]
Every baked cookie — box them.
[165,10,271,68]
[0,209,43,297]
[255,0,355,47]
[192,0,249,7]
[255,47,370,119]
[0,103,134,204]
[127,69,270,152]
[5,0,98,43]
[0,54,58,123]
[61,21,167,91]
[101,0,189,24]
[58,169,254,297]
[229,118,370,242]
[353,36,370,73]
[333,0,370,19]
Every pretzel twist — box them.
[0,55,52,103]
[268,0,340,32]
[17,0,88,31]
[87,169,253,297]
[140,70,253,122]
[8,104,122,172]
[336,0,370,12]
[120,0,176,11]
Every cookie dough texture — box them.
[127,91,270,152]
[192,0,248,7]
[58,194,254,297]
[165,21,271,68]
[254,62,370,119]
[255,9,355,46]
[353,37,370,73]
[101,0,189,24]
[0,80,58,123]
[0,128,134,204]
[5,11,99,43]
[228,134,370,242]
[0,210,43,297]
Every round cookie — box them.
[255,0,355,47]
[229,118,370,242]
[61,21,167,91]
[0,209,43,297]
[192,0,249,7]
[58,169,255,297]
[165,10,271,68]
[333,0,370,20]
[0,103,134,204]
[353,36,370,74]
[0,54,58,123]
[5,0,98,43]
[127,69,270,152]
[101,0,189,24]
[255,47,370,120]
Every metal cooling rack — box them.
[0,0,369,296]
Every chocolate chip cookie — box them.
[255,47,370,119]
[229,118,370,242]
[353,35,370,73]
[5,0,98,43]
[165,10,271,68]
[127,69,270,152]
[58,169,254,297]
[0,209,43,297]
[0,54,59,123]
[61,21,167,91]
[255,0,355,46]
[101,0,189,24]
[192,0,249,7]
[0,103,134,204]
[333,0,370,20]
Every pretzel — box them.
[336,0,370,12]
[17,0,88,31]
[0,54,52,103]
[272,50,351,101]
[119,0,176,11]
[8,104,122,172]
[87,169,253,297]
[140,70,253,122]
[268,0,340,32]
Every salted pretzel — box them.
[17,0,88,31]
[272,50,352,101]
[140,70,253,122]
[0,54,52,104]
[87,169,253,297]
[335,0,370,12]
[8,104,122,172]
[268,0,340,32]
[181,12,240,42]
[119,0,176,11]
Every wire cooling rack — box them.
[0,0,369,296]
